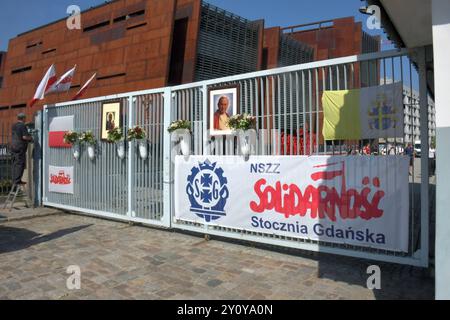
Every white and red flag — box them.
[48,115,74,148]
[29,64,57,107]
[72,73,97,101]
[47,65,77,94]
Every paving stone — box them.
[0,211,435,300]
[206,279,223,288]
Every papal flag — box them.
[322,82,404,140]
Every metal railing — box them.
[42,47,431,267]
[0,124,12,196]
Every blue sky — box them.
[0,0,392,51]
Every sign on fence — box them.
[49,166,74,194]
[175,155,410,252]
[49,115,74,148]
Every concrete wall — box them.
[432,0,450,301]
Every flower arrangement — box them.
[167,120,191,133]
[79,131,97,146]
[227,114,257,131]
[107,127,124,143]
[127,126,147,141]
[63,131,80,145]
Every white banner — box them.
[49,166,74,194]
[175,156,410,252]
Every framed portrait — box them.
[208,85,239,136]
[101,102,121,140]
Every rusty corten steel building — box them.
[0,0,379,129]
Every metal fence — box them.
[0,123,12,195]
[43,92,170,227]
[43,47,431,267]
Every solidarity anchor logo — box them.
[186,160,229,223]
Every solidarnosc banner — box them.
[49,166,74,194]
[175,156,410,252]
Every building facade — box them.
[380,78,436,144]
[403,87,436,144]
[0,1,379,134]
[0,52,5,89]
[281,17,380,88]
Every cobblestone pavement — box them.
[0,206,61,223]
[0,212,434,300]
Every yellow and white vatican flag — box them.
[322,82,404,140]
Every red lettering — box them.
[249,162,385,221]
[50,172,72,185]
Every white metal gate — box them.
[42,48,431,267]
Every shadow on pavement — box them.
[0,224,92,254]
[316,254,434,300]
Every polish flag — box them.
[29,64,57,107]
[47,65,77,94]
[48,115,74,148]
[72,73,97,101]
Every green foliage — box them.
[79,131,97,145]
[167,120,191,133]
[107,127,124,143]
[127,126,147,141]
[227,114,257,131]
[63,131,80,145]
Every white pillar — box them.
[162,88,173,228]
[127,95,135,218]
[418,47,429,268]
[432,0,450,300]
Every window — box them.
[11,66,32,74]
[168,18,188,85]
[11,104,27,109]
[97,73,126,81]
[113,16,127,23]
[26,41,43,49]
[42,48,57,55]
[129,10,145,18]
[83,20,110,32]
[113,10,146,24]
[127,23,147,30]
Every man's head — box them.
[217,96,230,115]
[17,113,26,122]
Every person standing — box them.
[429,146,436,176]
[404,143,415,176]
[11,113,32,186]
